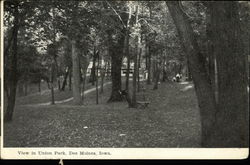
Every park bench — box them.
[119,87,150,109]
[136,101,150,109]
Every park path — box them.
[22,82,112,106]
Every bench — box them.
[136,101,150,109]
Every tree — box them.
[4,1,21,121]
[209,1,248,147]
[166,1,248,147]
[130,4,140,107]
[103,1,127,102]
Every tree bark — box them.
[89,48,97,85]
[207,4,218,103]
[80,55,89,102]
[71,39,82,105]
[131,5,139,107]
[107,28,125,102]
[209,2,249,147]
[125,30,131,91]
[4,2,19,122]
[125,4,132,91]
[166,1,217,147]
[100,61,106,94]
[137,48,142,92]
[108,48,123,102]
[61,67,69,91]
[96,52,99,104]
[69,68,72,91]
[153,66,160,90]
[50,63,55,105]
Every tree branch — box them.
[105,0,126,29]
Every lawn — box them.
[4,81,201,147]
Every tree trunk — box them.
[71,39,82,105]
[208,2,249,147]
[100,62,106,94]
[153,67,160,90]
[162,56,166,82]
[125,30,131,91]
[137,48,142,92]
[81,72,86,101]
[50,63,55,105]
[57,78,61,91]
[69,68,72,91]
[89,49,97,85]
[207,4,218,103]
[125,5,132,91]
[96,53,99,104]
[61,67,69,91]
[80,55,89,102]
[166,1,217,147]
[108,48,123,102]
[4,2,19,122]
[107,28,124,102]
[147,46,152,85]
[131,5,139,107]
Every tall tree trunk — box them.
[96,52,99,104]
[209,2,249,147]
[71,39,82,105]
[108,48,123,102]
[89,48,97,85]
[81,71,86,101]
[137,48,142,92]
[207,4,218,103]
[166,1,217,147]
[186,58,192,81]
[162,55,167,82]
[107,28,124,102]
[50,63,55,105]
[5,2,19,122]
[69,68,72,91]
[153,68,160,90]
[131,5,139,107]
[125,4,132,91]
[147,6,153,85]
[125,30,131,91]
[61,67,69,91]
[100,61,106,94]
[80,55,89,102]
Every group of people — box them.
[172,73,182,82]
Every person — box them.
[176,73,180,82]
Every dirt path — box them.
[22,82,112,106]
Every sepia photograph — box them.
[1,0,249,159]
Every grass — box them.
[4,81,201,147]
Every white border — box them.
[1,148,249,160]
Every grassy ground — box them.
[4,81,201,147]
